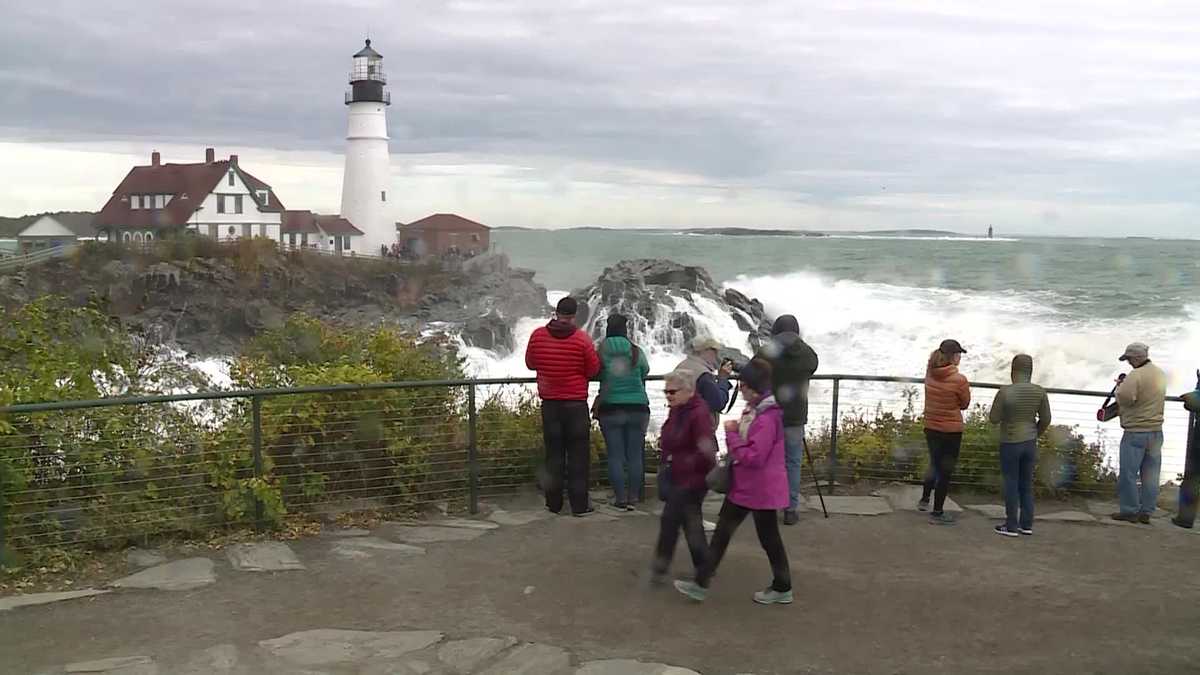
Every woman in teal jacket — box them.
[595,314,652,510]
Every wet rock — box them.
[572,259,772,353]
[461,312,513,351]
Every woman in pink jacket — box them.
[675,358,793,605]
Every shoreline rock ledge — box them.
[571,259,773,358]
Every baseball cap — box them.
[939,339,967,355]
[555,297,578,317]
[1118,342,1149,362]
[692,336,722,353]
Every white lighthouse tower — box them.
[340,39,394,256]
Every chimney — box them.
[151,151,161,166]
[229,154,238,168]
[205,147,215,163]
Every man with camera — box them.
[758,315,819,525]
[674,336,734,427]
[1111,342,1168,524]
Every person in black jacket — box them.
[757,315,819,525]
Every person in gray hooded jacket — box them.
[988,354,1051,537]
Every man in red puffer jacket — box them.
[525,297,601,516]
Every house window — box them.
[164,195,173,206]
[217,195,226,213]
[381,191,386,202]
[258,190,269,204]
[288,233,297,247]
[122,232,132,242]
[228,170,235,186]
[342,236,351,250]
[234,195,243,214]
[301,233,308,247]
[471,234,480,242]
[144,232,154,242]
[228,226,236,237]
[130,195,141,209]
[133,232,144,243]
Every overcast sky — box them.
[2,0,1199,236]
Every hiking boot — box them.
[783,509,799,526]
[573,507,596,518]
[1171,516,1193,529]
[917,498,930,512]
[994,524,1019,538]
[673,579,707,602]
[1137,513,1151,525]
[753,587,794,605]
[624,503,637,512]
[1018,527,1034,536]
[1111,512,1138,523]
[928,512,957,526]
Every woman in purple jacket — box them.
[675,359,793,605]
[651,370,718,585]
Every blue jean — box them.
[784,425,805,511]
[598,410,650,504]
[1118,431,1164,515]
[1000,440,1037,531]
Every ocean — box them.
[462,229,1200,476]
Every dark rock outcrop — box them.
[571,259,773,357]
[1,247,548,357]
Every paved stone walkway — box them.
[6,482,1199,673]
[37,628,712,674]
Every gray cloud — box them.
[2,0,1199,234]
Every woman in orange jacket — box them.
[919,339,971,524]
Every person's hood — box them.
[677,353,714,375]
[547,319,577,339]
[928,364,959,380]
[772,314,800,336]
[1010,354,1033,384]
[774,332,808,355]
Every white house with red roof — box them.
[92,148,363,253]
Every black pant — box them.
[921,429,962,513]
[653,486,708,577]
[541,400,591,514]
[697,498,791,592]
[1177,415,1200,526]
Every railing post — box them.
[251,395,265,530]
[467,384,479,515]
[829,378,840,486]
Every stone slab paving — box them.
[125,548,167,568]
[226,542,306,572]
[0,588,109,612]
[806,495,893,515]
[963,504,1006,519]
[258,629,443,667]
[61,656,157,674]
[330,537,426,558]
[430,517,501,530]
[109,558,215,592]
[576,659,701,674]
[477,642,572,675]
[488,508,554,527]
[876,485,962,512]
[438,636,518,672]
[380,524,494,544]
[1037,510,1096,522]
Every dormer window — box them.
[130,195,141,209]
[228,170,235,186]
[257,190,269,204]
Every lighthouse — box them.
[340,39,394,256]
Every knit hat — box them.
[605,313,629,338]
[738,358,773,395]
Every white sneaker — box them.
[753,587,794,605]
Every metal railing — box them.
[0,374,1191,557]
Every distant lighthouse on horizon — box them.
[340,39,394,255]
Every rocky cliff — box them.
[0,245,549,357]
